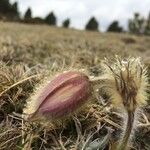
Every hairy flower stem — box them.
[117,110,135,150]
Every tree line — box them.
[0,0,150,35]
[0,0,70,27]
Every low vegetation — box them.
[0,22,150,150]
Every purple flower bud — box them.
[25,71,91,120]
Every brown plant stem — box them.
[117,110,135,150]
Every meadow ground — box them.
[0,22,150,150]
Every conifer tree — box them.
[24,8,32,20]
[107,21,123,32]
[128,13,145,34]
[85,17,99,31]
[45,12,57,25]
[145,12,150,35]
[62,18,70,28]
[11,2,20,20]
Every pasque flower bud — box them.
[101,56,148,110]
[100,56,149,150]
[24,71,91,120]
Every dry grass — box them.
[0,22,150,150]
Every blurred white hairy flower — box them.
[101,56,148,111]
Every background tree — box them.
[0,0,11,20]
[45,12,57,25]
[24,7,32,20]
[107,21,123,32]
[62,18,70,28]
[85,17,99,31]
[0,0,20,21]
[145,12,150,35]
[0,0,11,14]
[128,13,146,34]
[11,2,20,20]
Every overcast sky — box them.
[10,0,150,31]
